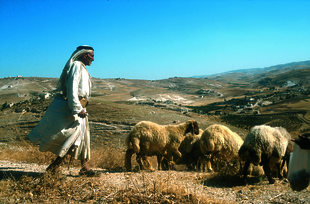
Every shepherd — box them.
[28,45,95,176]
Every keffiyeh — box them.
[55,45,94,95]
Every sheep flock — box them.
[125,120,299,187]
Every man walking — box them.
[28,45,95,176]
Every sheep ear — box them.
[191,121,196,135]
[193,121,199,135]
[191,123,194,135]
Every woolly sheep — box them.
[199,124,244,172]
[177,129,212,172]
[125,120,199,171]
[239,125,292,184]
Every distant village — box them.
[126,81,310,117]
[1,76,309,118]
[192,82,310,116]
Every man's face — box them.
[84,51,94,66]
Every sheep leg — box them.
[136,153,144,170]
[135,152,153,171]
[202,154,213,172]
[125,149,135,171]
[262,164,275,184]
[201,158,206,172]
[281,158,288,178]
[238,160,243,175]
[285,155,290,173]
[187,155,196,171]
[197,156,205,172]
[161,157,169,170]
[206,160,212,172]
[162,152,172,170]
[261,154,276,184]
[186,163,194,171]
[141,155,153,170]
[242,160,250,185]
[276,162,283,179]
[201,156,210,172]
[197,158,201,172]
[206,154,213,172]
[166,150,179,170]
[156,154,163,170]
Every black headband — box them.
[76,45,94,51]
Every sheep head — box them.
[199,139,215,155]
[179,134,199,154]
[251,149,262,165]
[184,120,199,136]
[239,145,261,165]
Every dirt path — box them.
[1,160,310,203]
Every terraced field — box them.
[221,112,310,138]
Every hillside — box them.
[1,61,310,139]
[196,60,310,85]
[1,61,310,203]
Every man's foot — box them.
[79,158,97,176]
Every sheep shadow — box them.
[203,174,263,187]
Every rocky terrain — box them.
[1,159,310,203]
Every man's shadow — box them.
[0,167,43,180]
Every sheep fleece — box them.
[181,129,204,154]
[200,124,243,160]
[125,121,187,154]
[239,125,291,164]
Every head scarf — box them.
[55,45,94,94]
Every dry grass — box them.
[1,136,310,203]
[0,141,233,203]
[0,171,226,204]
[1,137,54,165]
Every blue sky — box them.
[1,0,310,80]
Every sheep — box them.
[177,129,212,172]
[199,124,244,172]
[239,125,292,184]
[125,120,199,171]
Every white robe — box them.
[28,61,91,160]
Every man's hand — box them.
[78,109,88,118]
